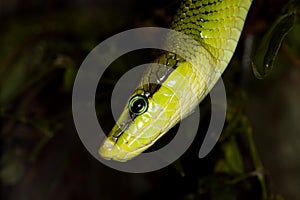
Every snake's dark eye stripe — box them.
[128,95,148,115]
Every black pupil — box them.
[131,99,145,113]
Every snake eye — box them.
[128,95,148,115]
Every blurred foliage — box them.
[251,0,300,79]
[1,0,300,200]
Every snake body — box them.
[99,0,252,161]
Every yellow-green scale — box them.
[99,0,252,161]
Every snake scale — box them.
[99,0,252,161]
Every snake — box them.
[99,0,252,161]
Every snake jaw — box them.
[98,108,133,161]
[98,103,162,161]
[98,137,115,159]
[99,127,154,162]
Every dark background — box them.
[1,0,300,199]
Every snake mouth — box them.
[98,121,129,158]
[98,137,115,159]
[98,134,146,162]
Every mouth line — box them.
[111,118,132,140]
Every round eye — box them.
[128,95,148,115]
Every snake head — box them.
[98,85,182,161]
[98,61,200,161]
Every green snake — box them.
[99,0,252,161]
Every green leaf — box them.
[251,1,299,79]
